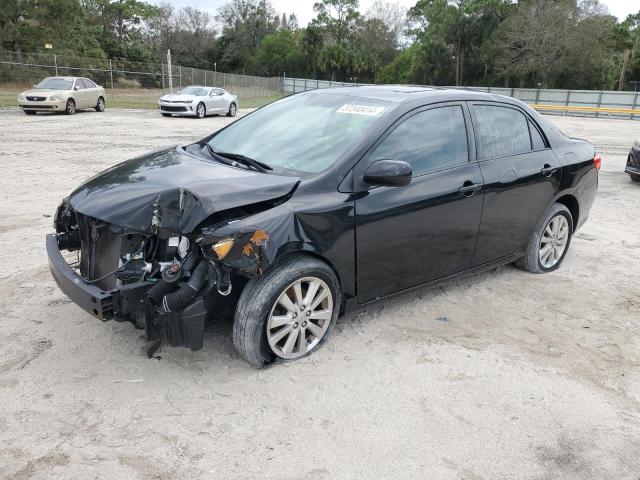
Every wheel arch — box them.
[554,194,579,231]
[268,248,347,315]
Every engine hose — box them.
[145,280,177,307]
[161,260,208,313]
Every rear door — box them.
[469,102,561,265]
[355,103,484,302]
[82,78,99,106]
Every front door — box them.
[355,104,484,303]
[468,103,562,265]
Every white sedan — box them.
[158,86,238,119]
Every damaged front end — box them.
[47,196,282,353]
[45,145,303,352]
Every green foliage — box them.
[0,0,638,90]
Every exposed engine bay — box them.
[51,198,274,353]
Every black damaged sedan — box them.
[47,86,599,367]
[626,139,640,182]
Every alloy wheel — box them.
[539,215,569,269]
[197,104,205,118]
[229,103,236,116]
[266,277,333,359]
[97,98,105,112]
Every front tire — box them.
[23,110,36,115]
[630,173,640,182]
[233,255,341,368]
[196,102,206,119]
[227,102,237,117]
[515,203,573,274]
[95,96,105,112]
[65,99,76,115]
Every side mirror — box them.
[363,160,412,187]
[33,84,37,88]
[74,85,80,90]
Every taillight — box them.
[594,154,601,171]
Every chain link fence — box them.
[284,77,640,121]
[0,49,284,109]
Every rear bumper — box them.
[46,234,114,320]
[625,163,640,176]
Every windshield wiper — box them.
[205,144,272,173]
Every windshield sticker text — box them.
[337,104,386,117]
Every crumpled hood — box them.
[160,94,196,102]
[69,146,299,234]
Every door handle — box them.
[458,182,482,196]
[541,164,558,177]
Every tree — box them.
[366,0,407,48]
[249,29,306,76]
[312,0,360,45]
[494,0,616,88]
[215,0,279,71]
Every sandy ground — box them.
[0,107,639,480]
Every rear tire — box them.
[233,255,341,368]
[515,203,573,274]
[630,173,640,182]
[227,102,237,117]
[65,98,76,115]
[95,96,105,112]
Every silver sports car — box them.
[158,86,238,118]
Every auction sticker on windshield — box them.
[337,104,386,116]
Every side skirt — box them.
[343,251,523,315]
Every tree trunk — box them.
[618,49,631,91]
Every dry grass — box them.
[0,86,283,110]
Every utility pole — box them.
[167,49,173,94]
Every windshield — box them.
[207,92,393,173]
[36,78,74,90]
[179,87,209,96]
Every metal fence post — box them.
[179,66,182,88]
[204,70,206,86]
[564,90,571,116]
[54,54,58,75]
[109,58,114,101]
[596,90,603,119]
[632,91,638,121]
[161,63,165,90]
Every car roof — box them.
[307,85,516,105]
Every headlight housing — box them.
[49,94,63,101]
[212,238,235,259]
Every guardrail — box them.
[283,77,640,120]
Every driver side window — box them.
[370,106,469,177]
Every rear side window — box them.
[473,105,532,159]
[83,78,96,88]
[370,105,469,176]
[529,121,546,150]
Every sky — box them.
[156,0,638,24]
